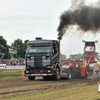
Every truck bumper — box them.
[25,73,55,77]
[25,69,55,77]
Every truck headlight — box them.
[26,71,29,73]
[47,65,53,69]
[48,70,51,72]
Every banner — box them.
[9,48,17,54]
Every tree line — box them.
[0,35,29,59]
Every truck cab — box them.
[24,37,61,80]
[83,40,98,63]
[83,40,98,73]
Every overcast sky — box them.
[0,0,100,57]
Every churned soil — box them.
[0,69,100,95]
[0,69,22,73]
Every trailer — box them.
[61,59,87,79]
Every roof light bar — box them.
[82,40,85,42]
[95,40,98,42]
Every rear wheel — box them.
[28,76,35,80]
[54,68,60,80]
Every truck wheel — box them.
[54,68,60,80]
[68,70,72,79]
[28,76,35,80]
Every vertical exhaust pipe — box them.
[59,39,61,65]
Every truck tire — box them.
[68,69,72,80]
[28,76,35,80]
[54,68,60,80]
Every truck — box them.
[24,37,72,80]
[83,40,100,77]
[24,37,89,80]
[83,40,98,64]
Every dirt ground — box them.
[0,69,22,73]
[0,69,100,96]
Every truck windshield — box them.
[27,46,51,53]
[85,46,94,52]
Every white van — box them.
[0,64,6,69]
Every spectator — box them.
[11,62,12,66]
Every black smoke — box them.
[57,0,100,40]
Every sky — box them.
[0,0,100,58]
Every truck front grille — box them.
[34,55,43,69]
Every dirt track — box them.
[0,69,100,96]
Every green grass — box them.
[0,72,21,76]
[0,84,100,100]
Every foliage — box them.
[69,53,84,59]
[61,54,67,60]
[0,36,9,59]
[24,39,29,44]
[11,38,27,58]
[0,36,28,59]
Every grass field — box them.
[0,72,21,76]
[0,83,100,100]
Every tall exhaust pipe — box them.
[58,38,61,65]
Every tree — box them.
[11,38,27,58]
[24,39,29,44]
[0,36,9,59]
[61,54,67,60]
[24,39,29,50]
[77,53,84,59]
[69,53,84,59]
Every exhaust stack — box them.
[58,39,61,65]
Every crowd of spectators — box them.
[0,61,25,66]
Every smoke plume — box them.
[57,0,100,40]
